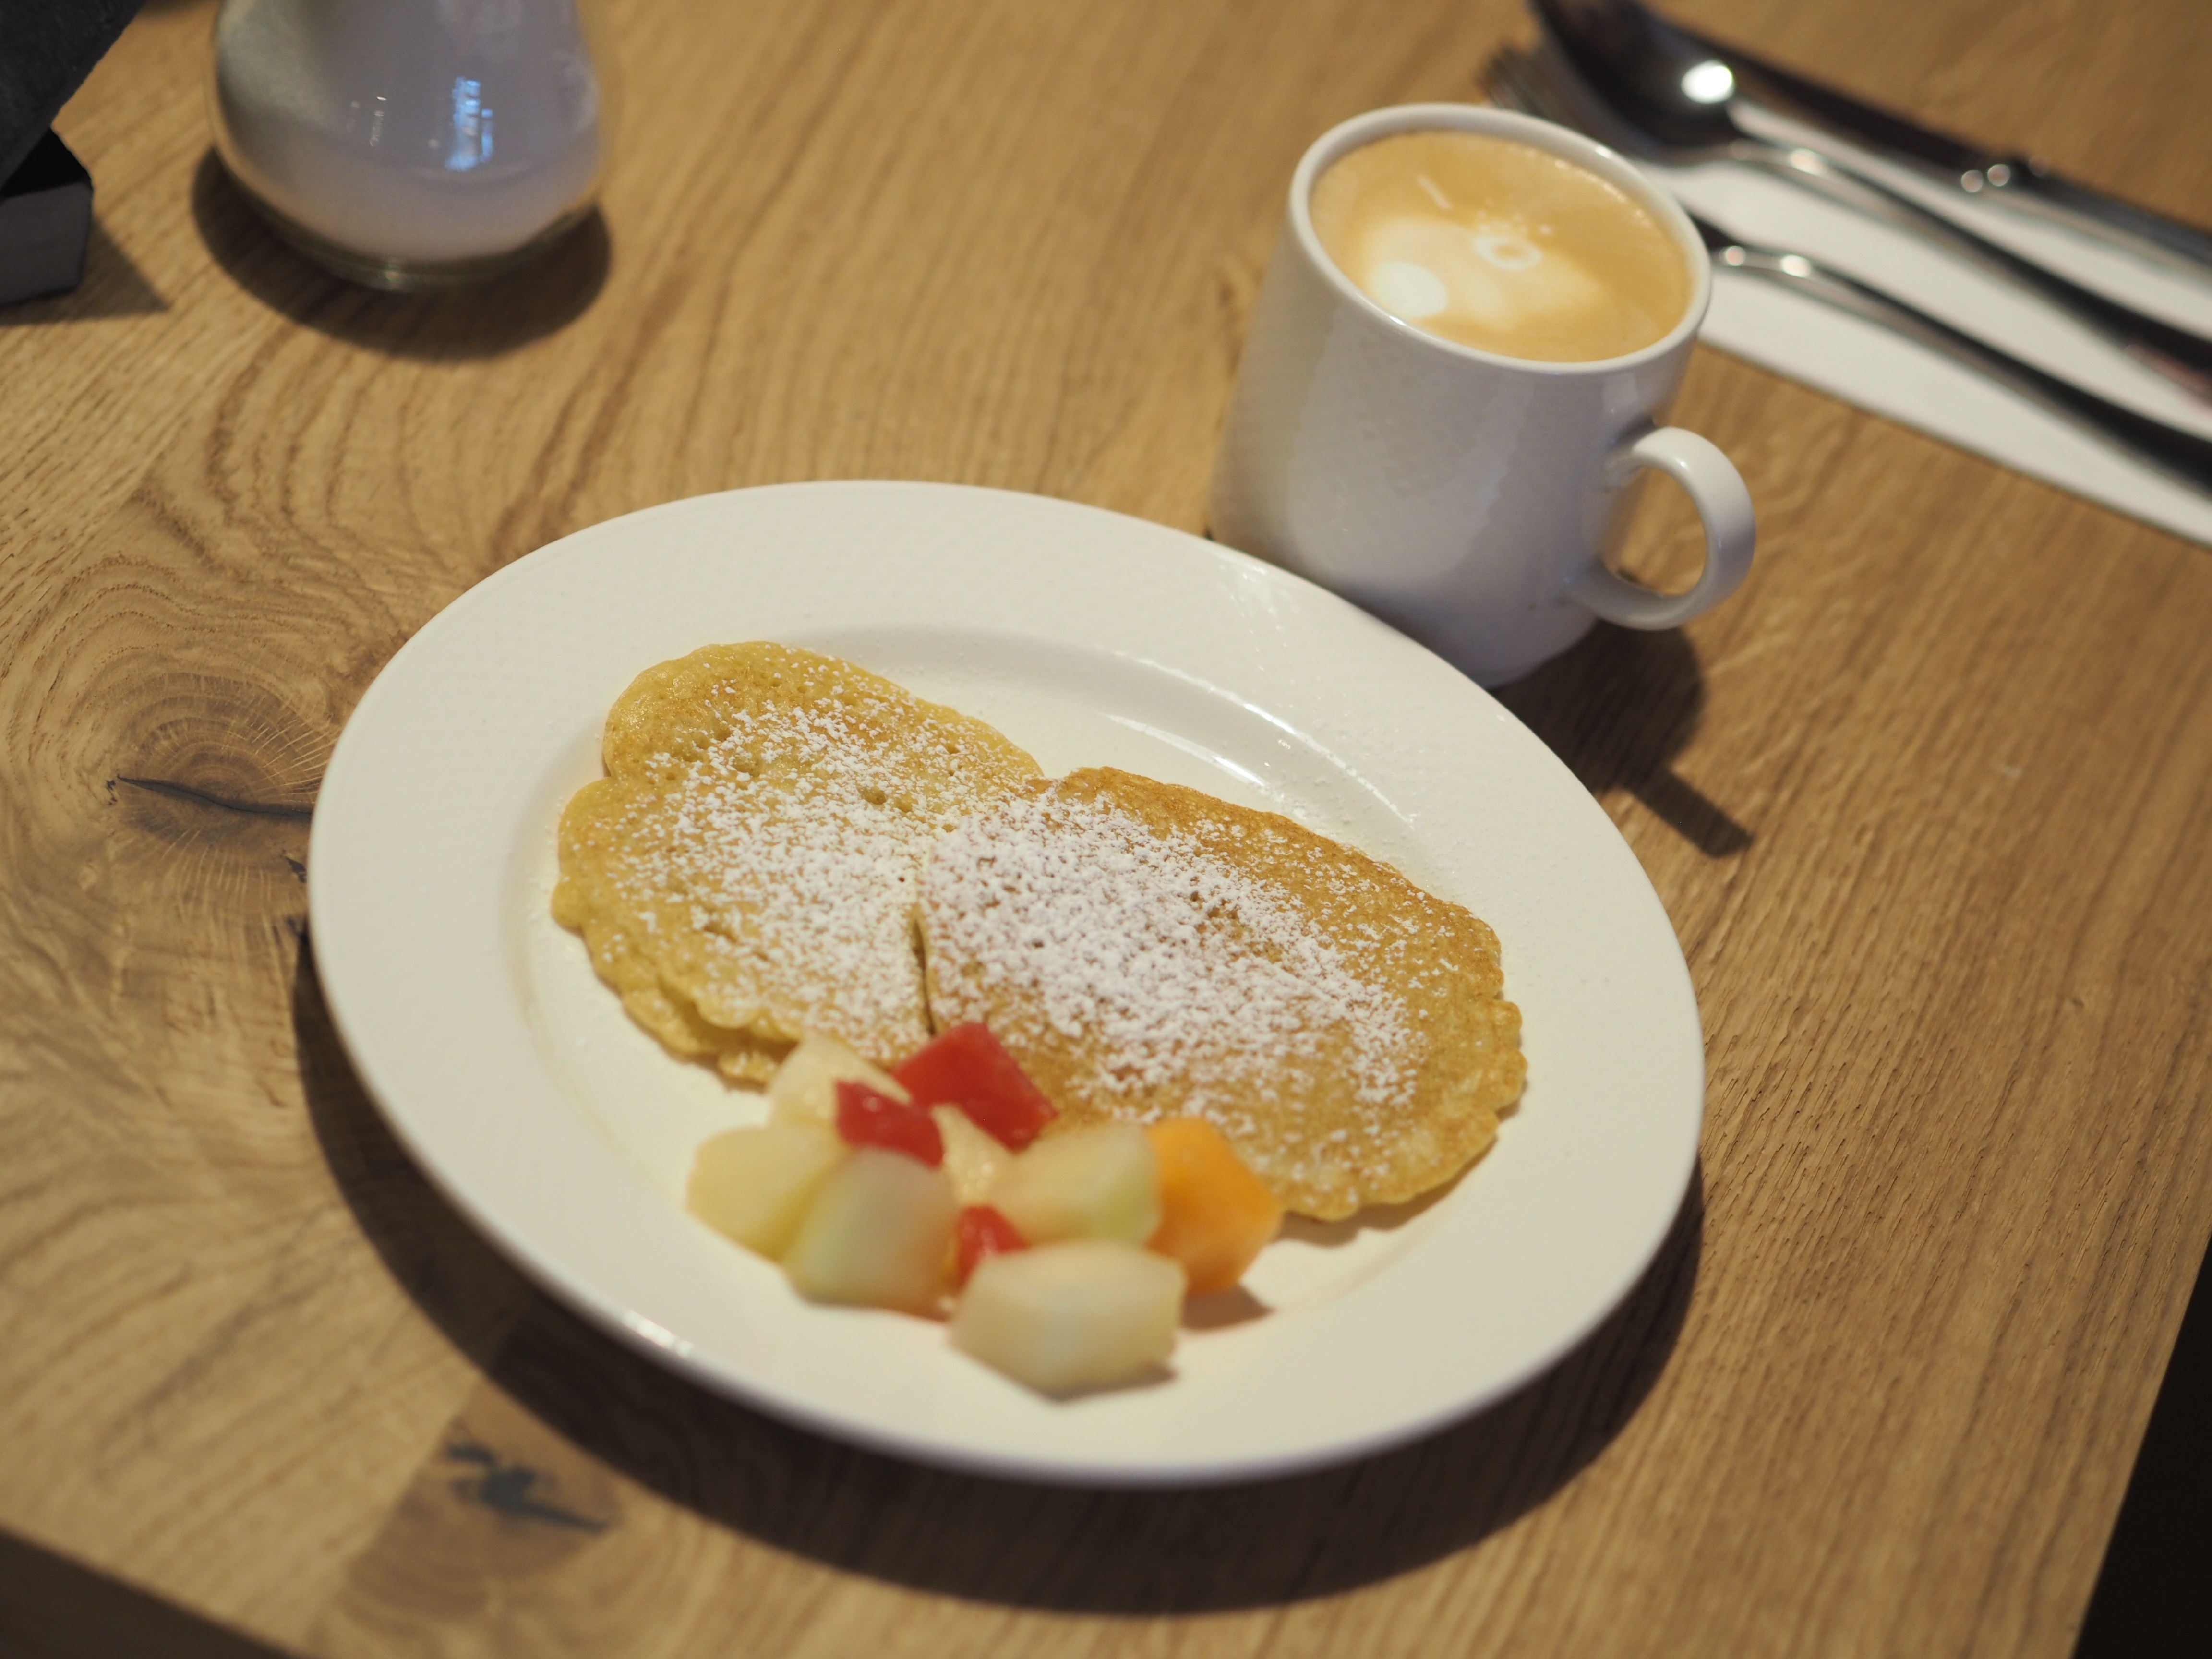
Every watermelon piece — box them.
[834,1078,944,1167]
[893,1022,1057,1149]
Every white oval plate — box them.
[309,481,1702,1486]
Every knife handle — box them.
[1729,142,2212,402]
[1721,44,2212,283]
[1698,220,2212,497]
[1977,159,2212,280]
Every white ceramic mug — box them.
[1208,104,1755,685]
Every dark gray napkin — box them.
[0,0,146,185]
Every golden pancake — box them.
[553,643,1041,1072]
[918,768,1524,1219]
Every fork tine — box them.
[1478,46,1540,116]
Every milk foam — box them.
[1311,131,1690,362]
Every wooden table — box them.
[5,1,2208,1653]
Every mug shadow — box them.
[189,150,609,360]
[297,944,1705,1613]
[1492,623,1753,858]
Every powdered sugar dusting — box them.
[594,679,1028,1055]
[922,790,1416,1132]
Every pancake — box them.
[553,643,1041,1073]
[917,768,1524,1218]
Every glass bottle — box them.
[208,0,612,290]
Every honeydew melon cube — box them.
[782,1147,959,1313]
[951,1241,1186,1395]
[686,1122,847,1260]
[933,1106,1011,1207]
[767,1033,911,1126]
[987,1123,1160,1245]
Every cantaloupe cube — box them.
[951,1240,1185,1395]
[987,1123,1159,1245]
[781,1148,958,1313]
[1145,1118,1284,1294]
[686,1122,847,1259]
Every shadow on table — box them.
[297,948,1704,1612]
[2073,1233,2211,1658]
[189,150,609,360]
[0,222,168,326]
[1492,622,1753,859]
[0,1529,292,1659]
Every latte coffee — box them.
[1310,130,1691,362]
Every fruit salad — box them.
[685,1022,1284,1395]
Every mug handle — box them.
[1567,427,1756,630]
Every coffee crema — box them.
[1310,130,1690,362]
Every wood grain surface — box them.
[4,1,2210,1655]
